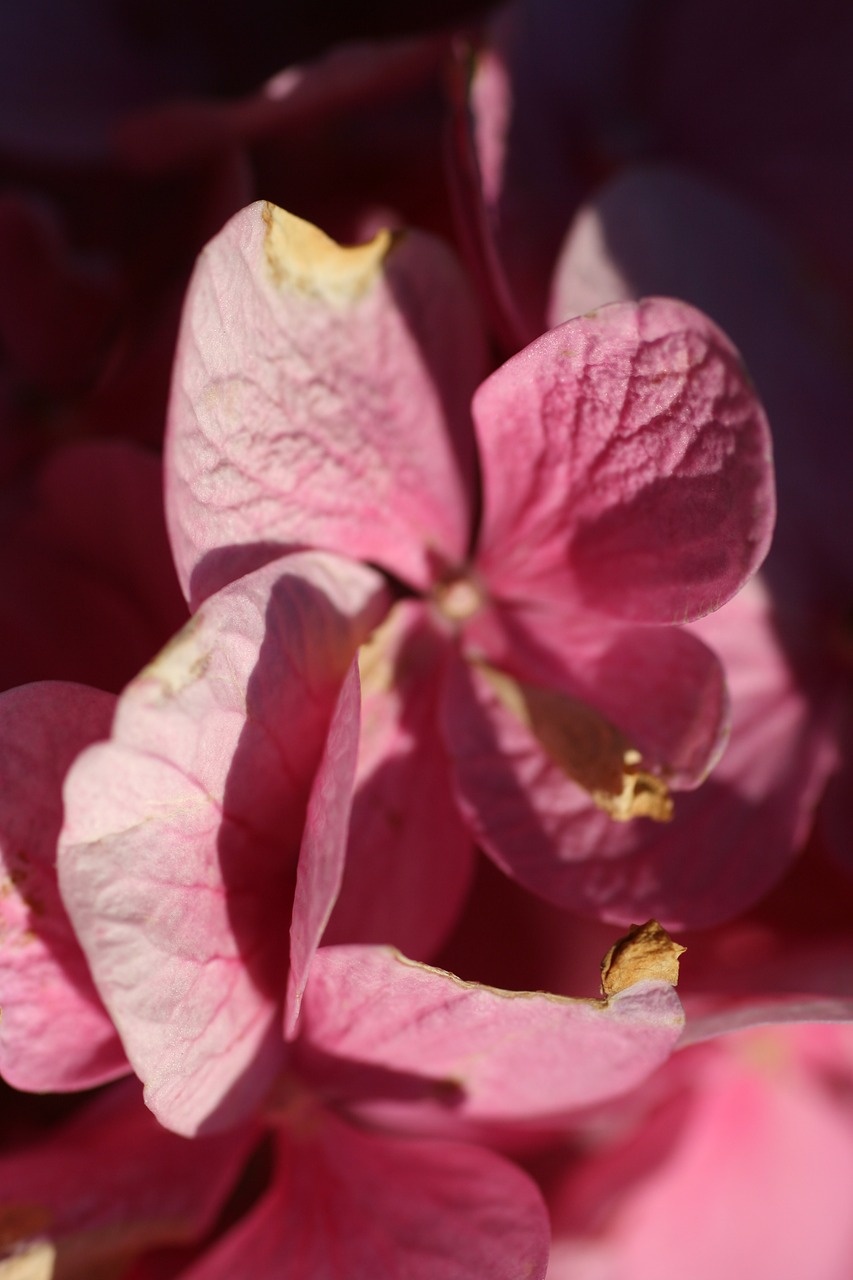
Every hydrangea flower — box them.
[161,200,774,932]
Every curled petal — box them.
[286,661,362,1038]
[322,601,476,961]
[59,552,388,1135]
[295,944,683,1131]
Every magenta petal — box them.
[166,201,487,604]
[181,1110,549,1280]
[0,682,127,1092]
[323,601,476,960]
[0,1078,257,1274]
[58,552,388,1135]
[296,945,683,1129]
[286,660,361,1038]
[473,298,775,624]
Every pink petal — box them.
[0,682,127,1092]
[294,944,683,1132]
[440,651,689,919]
[58,552,388,1135]
[577,1031,853,1280]
[166,200,486,604]
[322,601,476,961]
[548,164,853,603]
[0,1077,257,1275]
[464,602,730,787]
[473,298,775,624]
[286,661,362,1038]
[446,578,833,926]
[181,1108,549,1280]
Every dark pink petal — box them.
[181,1108,549,1280]
[472,298,775,625]
[0,682,127,1091]
[295,945,683,1131]
[449,0,638,349]
[286,661,362,1038]
[117,36,446,173]
[0,1078,256,1276]
[322,601,476,961]
[166,200,486,604]
[446,579,834,926]
[58,552,388,1135]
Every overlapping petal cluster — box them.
[0,1,851,1275]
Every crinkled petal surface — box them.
[322,601,476,960]
[294,945,683,1132]
[58,551,388,1135]
[180,1108,549,1280]
[472,298,775,624]
[0,681,127,1091]
[166,200,487,604]
[0,1078,256,1276]
[548,164,852,604]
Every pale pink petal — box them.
[322,601,476,960]
[294,945,683,1133]
[181,1109,549,1280]
[166,200,487,604]
[286,661,361,1038]
[472,298,775,624]
[58,552,388,1135]
[0,1077,257,1275]
[0,682,127,1092]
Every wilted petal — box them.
[0,682,127,1092]
[166,201,486,604]
[322,601,476,961]
[180,1108,549,1280]
[294,944,683,1131]
[0,1078,256,1277]
[59,552,388,1135]
[473,298,775,624]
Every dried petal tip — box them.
[600,920,686,997]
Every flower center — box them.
[433,570,485,623]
